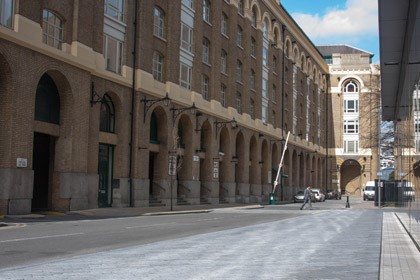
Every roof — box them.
[317,45,373,57]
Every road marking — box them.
[0,232,85,243]
[126,222,177,229]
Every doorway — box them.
[98,144,114,207]
[32,132,54,211]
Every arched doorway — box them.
[32,74,60,211]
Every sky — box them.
[281,0,379,63]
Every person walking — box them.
[300,186,312,210]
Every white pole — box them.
[273,131,291,193]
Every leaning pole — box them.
[273,131,291,194]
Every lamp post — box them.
[168,103,197,211]
[214,118,237,138]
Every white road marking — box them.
[0,232,85,243]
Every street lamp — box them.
[141,93,171,122]
[171,103,197,126]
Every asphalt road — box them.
[0,199,382,279]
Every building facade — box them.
[0,0,330,215]
[318,45,381,196]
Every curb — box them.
[142,209,214,216]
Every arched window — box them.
[153,6,165,38]
[251,8,257,27]
[221,13,228,35]
[238,0,244,15]
[42,10,63,49]
[263,19,268,38]
[150,111,159,143]
[99,94,115,133]
[35,74,60,124]
[344,80,359,93]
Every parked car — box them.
[327,189,342,200]
[311,188,325,202]
[294,190,315,203]
[294,191,305,203]
[403,186,415,201]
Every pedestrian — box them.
[300,186,312,210]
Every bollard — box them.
[345,196,350,208]
[269,193,275,205]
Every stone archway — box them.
[340,159,362,196]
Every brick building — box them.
[0,0,331,215]
[318,45,381,196]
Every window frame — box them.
[202,37,210,64]
[0,0,14,28]
[181,22,193,53]
[153,6,165,39]
[42,9,63,49]
[152,51,163,82]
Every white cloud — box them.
[291,0,378,39]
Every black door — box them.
[98,144,113,207]
[32,133,53,211]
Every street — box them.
[0,199,389,279]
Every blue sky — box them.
[281,0,379,63]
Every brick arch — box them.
[0,51,13,167]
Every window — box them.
[236,92,242,113]
[100,95,115,133]
[236,60,242,82]
[415,118,420,132]
[272,56,277,72]
[236,25,243,47]
[221,13,228,35]
[344,99,359,113]
[182,0,193,9]
[344,119,359,134]
[238,0,244,15]
[203,0,210,22]
[35,74,60,124]
[153,6,165,38]
[250,99,255,118]
[42,10,63,49]
[181,22,193,52]
[262,78,267,98]
[220,84,226,107]
[201,75,209,100]
[251,8,257,27]
[250,70,255,90]
[262,47,268,66]
[221,50,227,74]
[104,0,124,22]
[262,104,267,124]
[272,111,276,126]
[104,34,123,74]
[0,0,13,28]
[251,37,256,57]
[202,38,210,64]
[344,140,358,153]
[180,63,192,89]
[344,80,359,93]
[152,52,163,82]
[263,20,268,38]
[272,84,276,102]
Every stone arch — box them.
[307,60,313,78]
[339,76,364,92]
[340,159,362,196]
[273,24,281,46]
[235,130,248,202]
[292,45,300,64]
[261,139,269,185]
[300,53,307,73]
[249,0,261,28]
[285,37,293,58]
[249,135,258,185]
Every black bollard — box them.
[345,196,350,208]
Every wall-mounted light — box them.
[171,103,197,127]
[231,156,239,164]
[259,161,264,167]
[214,118,237,138]
[141,93,171,122]
[90,82,104,107]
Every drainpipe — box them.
[280,24,286,201]
[129,0,139,207]
[325,74,330,194]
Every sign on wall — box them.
[213,161,219,179]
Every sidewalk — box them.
[381,211,420,280]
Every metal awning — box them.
[379,0,420,121]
